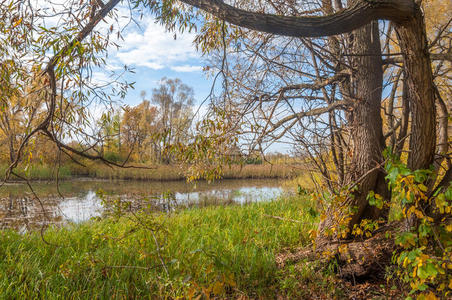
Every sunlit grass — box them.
[0,163,73,181]
[0,195,324,298]
[1,162,301,181]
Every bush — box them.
[369,153,452,299]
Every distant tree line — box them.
[0,77,194,166]
[96,77,195,164]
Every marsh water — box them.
[0,178,284,230]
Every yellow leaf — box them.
[226,274,236,287]
[418,184,428,192]
[212,281,224,295]
[414,209,424,219]
[202,287,211,299]
[187,287,196,299]
[13,18,22,27]
[424,291,439,300]
[407,206,416,217]
[403,257,409,267]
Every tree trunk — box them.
[395,5,437,227]
[396,7,436,172]
[318,19,388,241]
[346,20,388,224]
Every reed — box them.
[1,162,304,182]
[0,163,73,181]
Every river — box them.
[0,178,285,231]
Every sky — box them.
[34,0,289,153]
[30,0,213,108]
[94,9,214,108]
[92,7,291,154]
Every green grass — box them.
[0,195,337,299]
[0,163,73,181]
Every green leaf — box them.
[386,168,399,184]
[417,263,438,280]
[418,223,431,238]
[444,185,452,201]
[400,166,412,176]
[417,283,428,291]
[414,169,429,183]
[425,263,438,278]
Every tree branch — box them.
[269,100,353,132]
[278,72,350,92]
[383,52,452,65]
[179,0,415,38]
[46,0,121,70]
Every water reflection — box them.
[59,191,103,223]
[0,193,63,232]
[0,179,283,230]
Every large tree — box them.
[1,0,449,279]
[156,0,448,240]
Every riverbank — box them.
[0,195,346,298]
[1,162,303,182]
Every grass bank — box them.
[0,163,74,181]
[0,195,344,298]
[1,162,301,181]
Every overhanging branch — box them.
[179,0,415,38]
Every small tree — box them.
[121,101,158,162]
[150,77,194,164]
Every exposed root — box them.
[276,232,394,280]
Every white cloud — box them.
[170,65,203,72]
[104,63,123,72]
[114,19,201,72]
[33,1,202,73]
[91,72,110,85]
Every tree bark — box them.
[395,8,436,171]
[393,8,437,228]
[318,20,388,240]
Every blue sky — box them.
[87,6,290,154]
[120,67,213,107]
[93,11,214,108]
[34,0,213,110]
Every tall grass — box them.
[0,163,73,181]
[0,195,327,298]
[283,171,324,192]
[72,162,300,181]
[1,162,302,181]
